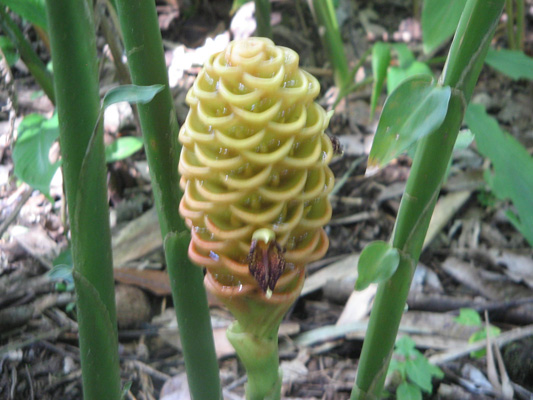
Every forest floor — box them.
[1,0,533,399]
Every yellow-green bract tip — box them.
[252,228,276,244]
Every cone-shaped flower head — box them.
[179,37,334,330]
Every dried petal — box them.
[248,239,286,293]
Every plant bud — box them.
[179,37,334,305]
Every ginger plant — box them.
[179,37,335,399]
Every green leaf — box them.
[392,43,415,69]
[465,104,533,246]
[485,48,533,81]
[105,137,144,163]
[48,264,74,285]
[0,35,19,66]
[421,0,466,54]
[49,248,74,290]
[120,381,133,400]
[454,308,482,326]
[454,129,474,150]
[387,61,433,94]
[427,362,444,380]
[13,113,60,195]
[0,0,48,29]
[102,84,165,110]
[53,247,73,268]
[388,358,406,377]
[355,241,400,290]
[394,336,418,358]
[230,0,251,14]
[369,75,450,169]
[406,356,433,393]
[397,382,422,400]
[370,42,391,119]
[468,325,501,358]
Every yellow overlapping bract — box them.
[179,37,334,301]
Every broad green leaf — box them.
[392,43,415,69]
[406,356,433,393]
[105,137,144,163]
[454,129,474,150]
[465,104,533,246]
[454,308,482,326]
[355,241,400,290]
[0,35,19,66]
[387,61,433,94]
[485,48,533,81]
[0,0,48,30]
[421,0,466,54]
[370,75,450,169]
[397,382,422,400]
[13,113,60,195]
[370,42,391,119]
[102,84,165,110]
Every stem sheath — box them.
[45,0,120,398]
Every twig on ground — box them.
[0,186,33,237]
[25,364,34,400]
[129,359,171,382]
[329,211,378,226]
[0,326,68,357]
[428,324,533,365]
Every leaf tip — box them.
[365,162,380,177]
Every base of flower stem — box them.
[227,321,283,400]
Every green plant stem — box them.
[45,1,120,399]
[99,7,130,85]
[332,47,372,108]
[333,76,373,109]
[254,0,272,39]
[515,0,525,50]
[114,1,222,399]
[505,0,516,49]
[0,7,55,103]
[309,0,350,90]
[227,322,282,400]
[351,1,505,399]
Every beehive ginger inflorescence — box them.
[179,37,334,303]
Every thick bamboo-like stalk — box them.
[309,0,350,90]
[45,1,120,399]
[113,1,222,399]
[0,7,55,103]
[351,1,505,399]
